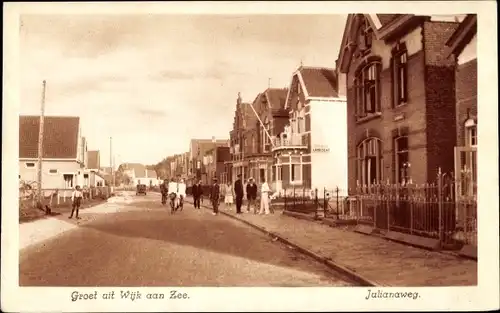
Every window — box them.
[63,174,74,188]
[465,120,477,147]
[25,162,35,168]
[395,136,410,184]
[359,20,373,51]
[392,44,408,106]
[291,164,302,182]
[355,62,381,119]
[356,138,383,186]
[260,169,265,182]
[48,169,58,174]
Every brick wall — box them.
[455,59,478,146]
[423,21,459,179]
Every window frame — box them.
[356,138,383,187]
[394,136,410,184]
[465,119,477,147]
[392,44,409,107]
[290,163,303,184]
[354,62,382,120]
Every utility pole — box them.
[110,137,115,190]
[37,80,47,204]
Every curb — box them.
[186,198,384,287]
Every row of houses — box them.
[19,115,111,193]
[156,139,231,186]
[223,14,477,199]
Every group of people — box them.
[215,174,273,215]
[165,175,274,216]
[160,176,187,212]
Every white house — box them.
[19,115,88,194]
[271,66,348,196]
[119,163,159,187]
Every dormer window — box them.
[359,19,373,52]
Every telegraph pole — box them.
[37,80,47,203]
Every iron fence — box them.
[280,169,477,250]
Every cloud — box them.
[20,14,346,165]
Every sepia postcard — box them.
[2,1,499,312]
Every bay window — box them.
[291,164,302,182]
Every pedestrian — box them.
[234,174,244,214]
[192,179,203,209]
[210,178,220,215]
[167,177,178,212]
[69,185,83,219]
[259,179,272,215]
[246,177,258,213]
[160,179,168,205]
[177,178,186,211]
[223,181,234,210]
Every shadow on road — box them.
[78,206,336,280]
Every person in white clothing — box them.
[259,179,271,215]
[69,185,83,219]
[167,178,179,212]
[177,178,187,211]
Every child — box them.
[69,185,83,219]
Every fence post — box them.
[284,188,287,211]
[437,167,443,246]
[323,188,327,218]
[387,184,390,232]
[409,183,413,235]
[314,188,318,219]
[293,186,296,211]
[335,186,340,220]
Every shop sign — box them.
[312,144,330,153]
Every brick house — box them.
[272,66,347,194]
[336,14,461,190]
[189,139,229,185]
[446,14,477,198]
[19,115,87,192]
[204,146,231,184]
[244,88,289,188]
[228,93,254,186]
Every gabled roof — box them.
[19,115,80,159]
[298,67,338,98]
[121,163,146,177]
[445,14,477,58]
[87,150,100,169]
[265,88,288,111]
[146,169,157,178]
[337,14,428,73]
[377,14,404,27]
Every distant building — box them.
[19,115,87,192]
[204,146,231,185]
[119,163,158,186]
[188,138,229,185]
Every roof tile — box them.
[19,115,80,159]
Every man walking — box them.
[259,179,271,215]
[234,174,244,214]
[210,178,220,215]
[192,179,203,209]
[160,178,168,205]
[246,177,258,213]
[69,185,83,219]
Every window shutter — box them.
[402,54,408,102]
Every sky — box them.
[20,14,347,167]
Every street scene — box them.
[17,13,479,288]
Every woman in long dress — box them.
[224,182,234,210]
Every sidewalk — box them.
[188,197,477,286]
[19,194,131,251]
